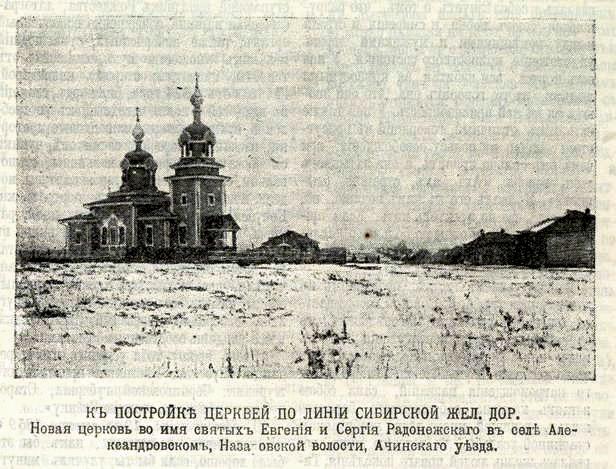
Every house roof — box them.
[518,209,595,234]
[203,214,240,231]
[522,217,558,233]
[58,213,97,223]
[464,231,517,248]
[261,230,319,250]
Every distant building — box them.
[459,209,595,268]
[462,229,518,266]
[349,251,380,263]
[260,231,319,253]
[59,74,240,258]
[431,245,464,265]
[318,247,349,264]
[517,209,595,268]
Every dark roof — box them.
[137,207,177,220]
[464,231,517,248]
[124,147,154,164]
[182,122,216,144]
[58,213,97,223]
[261,230,319,250]
[84,190,169,207]
[203,214,240,231]
[170,156,224,169]
[519,209,595,235]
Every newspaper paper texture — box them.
[1,1,615,467]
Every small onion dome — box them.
[132,121,145,143]
[144,155,158,171]
[183,121,216,145]
[178,129,191,146]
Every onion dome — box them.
[179,72,216,147]
[183,121,216,145]
[178,129,191,146]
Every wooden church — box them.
[59,74,240,258]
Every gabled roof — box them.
[58,213,97,223]
[522,217,558,233]
[518,209,595,235]
[261,230,319,250]
[203,214,240,231]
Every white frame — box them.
[145,224,154,247]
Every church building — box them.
[59,74,240,258]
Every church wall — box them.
[90,205,134,248]
[199,179,224,217]
[170,178,196,246]
[170,178,225,247]
[65,222,94,257]
[136,219,168,248]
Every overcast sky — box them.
[16,17,595,250]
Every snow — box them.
[15,262,594,379]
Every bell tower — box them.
[165,73,239,250]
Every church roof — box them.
[124,147,155,164]
[137,207,177,220]
[203,214,240,231]
[84,190,169,207]
[170,156,224,169]
[58,213,97,223]
[183,122,216,144]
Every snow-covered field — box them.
[14,262,595,379]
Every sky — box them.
[16,17,595,250]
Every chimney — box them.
[585,208,591,216]
[480,229,485,237]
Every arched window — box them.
[101,214,126,246]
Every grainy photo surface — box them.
[15,17,595,379]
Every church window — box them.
[178,224,187,246]
[101,227,108,246]
[119,226,126,245]
[181,193,188,206]
[208,193,215,206]
[145,225,154,246]
[110,228,117,245]
[75,229,82,245]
